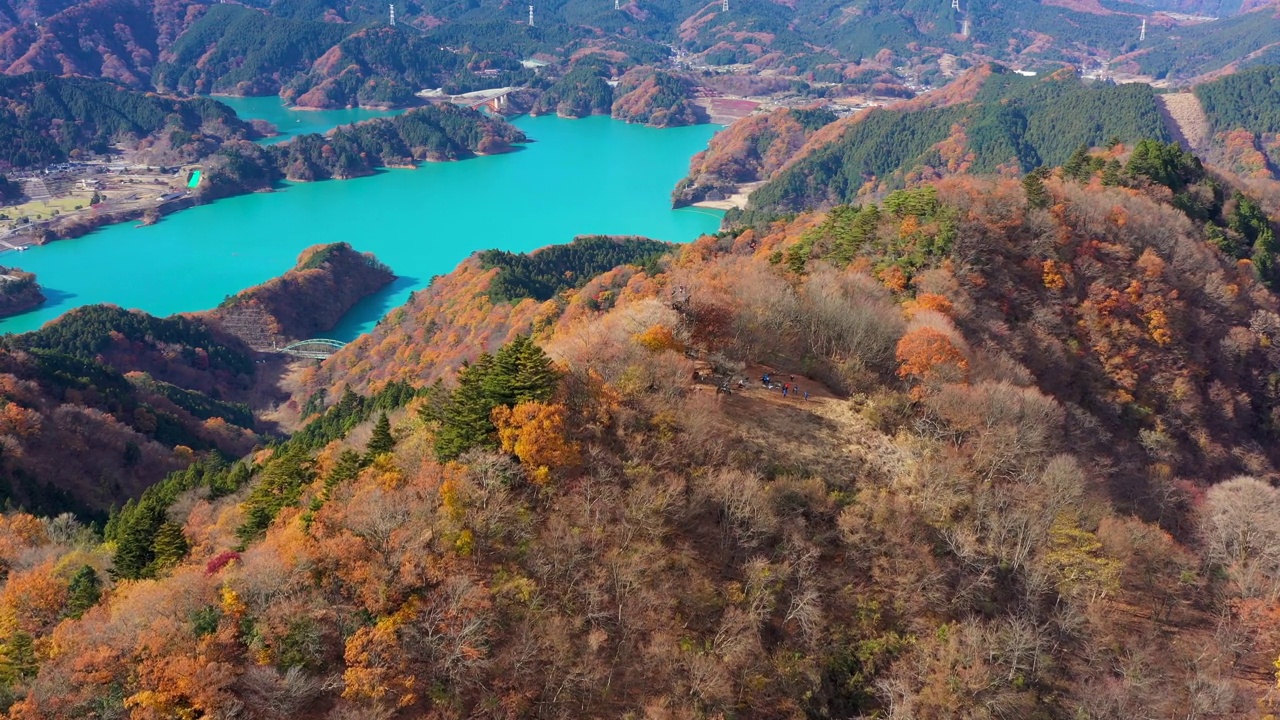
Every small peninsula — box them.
[0,266,44,318]
[209,242,395,349]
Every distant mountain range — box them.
[2,0,1278,108]
[671,62,1280,219]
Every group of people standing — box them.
[761,373,810,401]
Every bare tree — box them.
[1200,476,1280,600]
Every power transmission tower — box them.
[388,3,395,24]
[528,4,534,25]
[951,0,960,11]
[961,17,970,37]
[1139,18,1146,41]
[722,0,729,10]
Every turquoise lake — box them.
[211,96,403,145]
[0,109,724,338]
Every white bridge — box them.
[273,339,347,359]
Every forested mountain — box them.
[151,3,351,96]
[672,105,837,206]
[7,0,1280,715]
[3,137,1280,717]
[1121,6,1280,81]
[182,103,525,207]
[266,103,526,180]
[2,0,1272,110]
[212,242,395,345]
[530,60,616,119]
[281,26,530,109]
[0,72,256,169]
[1191,65,1280,177]
[611,66,703,127]
[1197,65,1280,135]
[736,66,1170,216]
[0,305,261,516]
[0,240,402,521]
[0,0,210,88]
[0,268,44,319]
[477,235,673,303]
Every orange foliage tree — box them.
[633,324,684,353]
[895,325,969,396]
[491,402,580,486]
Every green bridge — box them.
[274,339,346,359]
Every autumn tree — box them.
[1040,512,1121,605]
[1200,476,1280,600]
[895,322,969,396]
[491,401,580,486]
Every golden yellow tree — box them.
[491,402,579,486]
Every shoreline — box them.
[691,181,762,211]
[0,115,723,339]
[1,111,715,251]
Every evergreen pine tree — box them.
[365,412,395,460]
[151,521,190,570]
[1126,139,1164,185]
[1021,168,1050,209]
[485,341,525,407]
[434,337,560,462]
[325,449,363,493]
[64,565,102,619]
[436,354,500,461]
[111,499,166,580]
[1063,143,1090,181]
[416,378,449,424]
[1229,192,1269,241]
[1101,159,1122,186]
[237,444,315,544]
[103,501,124,543]
[0,633,37,685]
[510,336,559,403]
[1205,224,1240,258]
[210,462,253,499]
[1252,228,1278,288]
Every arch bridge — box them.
[274,339,347,359]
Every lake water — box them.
[211,96,403,145]
[0,110,723,338]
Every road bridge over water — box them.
[273,339,347,359]
[416,87,518,112]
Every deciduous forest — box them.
[0,137,1276,718]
